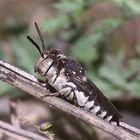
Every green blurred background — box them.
[0,0,140,140]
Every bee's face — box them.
[27,23,66,76]
[35,49,64,76]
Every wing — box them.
[61,57,86,79]
[59,57,121,125]
[71,77,122,125]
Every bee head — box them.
[27,22,64,76]
[35,49,64,76]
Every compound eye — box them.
[36,63,46,75]
[35,58,53,76]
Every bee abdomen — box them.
[72,89,119,125]
[85,101,107,119]
[84,99,120,125]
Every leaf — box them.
[108,0,124,7]
[11,35,37,74]
[109,0,140,16]
[54,1,84,12]
[0,50,4,60]
[99,64,126,89]
[71,35,99,64]
[135,44,140,55]
[87,71,122,98]
[126,0,140,15]
[43,15,71,33]
[126,81,140,98]
[128,59,140,71]
[94,18,122,35]
[0,81,13,95]
[36,122,53,132]
[99,54,126,85]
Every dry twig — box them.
[0,60,140,140]
[0,120,49,140]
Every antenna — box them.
[27,36,44,58]
[34,22,45,52]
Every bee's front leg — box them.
[37,78,57,93]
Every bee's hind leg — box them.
[40,91,60,99]
[41,86,72,99]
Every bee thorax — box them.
[46,66,57,77]
[49,74,67,91]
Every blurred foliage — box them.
[42,0,140,98]
[0,0,140,98]
[11,34,38,73]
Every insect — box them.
[27,22,122,126]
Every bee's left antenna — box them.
[27,35,44,58]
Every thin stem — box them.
[0,120,49,140]
[0,60,140,140]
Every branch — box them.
[0,120,49,140]
[0,60,140,140]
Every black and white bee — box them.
[27,22,122,126]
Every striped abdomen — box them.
[72,78,122,126]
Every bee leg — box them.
[45,83,57,93]
[41,87,72,99]
[37,78,47,85]
[37,78,57,93]
[40,91,60,99]
[40,92,59,99]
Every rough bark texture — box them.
[0,60,140,140]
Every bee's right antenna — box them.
[34,22,45,53]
